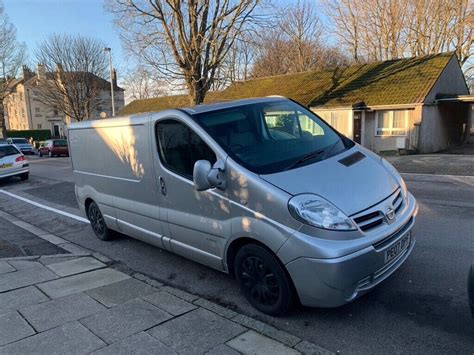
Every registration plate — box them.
[385,232,411,264]
[0,163,12,169]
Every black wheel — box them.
[235,244,293,315]
[20,172,29,181]
[88,202,114,241]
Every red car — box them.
[38,139,69,157]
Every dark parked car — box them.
[38,139,69,157]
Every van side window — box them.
[156,120,216,179]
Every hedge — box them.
[6,130,52,141]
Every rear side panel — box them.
[69,116,165,244]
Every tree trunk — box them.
[188,79,207,106]
[0,101,7,138]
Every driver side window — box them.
[156,120,216,179]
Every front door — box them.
[153,118,231,270]
[53,124,60,138]
[353,111,362,144]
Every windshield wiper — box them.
[284,141,341,171]
[284,149,325,171]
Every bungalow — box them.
[121,53,472,154]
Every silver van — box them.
[69,97,418,315]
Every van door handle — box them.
[159,176,167,195]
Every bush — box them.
[6,130,52,141]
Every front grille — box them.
[352,189,405,232]
[353,211,384,231]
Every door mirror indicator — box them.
[193,159,226,191]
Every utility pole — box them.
[103,47,115,117]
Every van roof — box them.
[68,97,287,129]
[180,96,285,114]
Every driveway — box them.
[0,155,473,354]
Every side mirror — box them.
[193,159,226,191]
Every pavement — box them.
[0,155,473,354]
[0,209,329,355]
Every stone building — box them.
[4,64,125,137]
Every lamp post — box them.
[103,47,115,117]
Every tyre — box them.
[235,244,294,315]
[20,172,29,181]
[87,201,114,241]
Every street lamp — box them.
[103,47,115,117]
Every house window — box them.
[314,110,350,136]
[376,110,410,136]
[35,107,40,113]
[37,124,42,129]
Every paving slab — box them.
[57,242,92,255]
[194,297,238,319]
[39,255,78,266]
[92,331,176,355]
[295,340,335,355]
[227,330,300,355]
[0,321,106,354]
[160,285,199,302]
[148,308,245,354]
[86,278,157,308]
[0,265,58,293]
[37,268,130,298]
[143,291,197,316]
[0,286,49,316]
[7,260,42,270]
[80,299,173,344]
[11,220,48,236]
[206,343,241,355]
[20,292,106,332]
[232,313,301,347]
[0,311,35,346]
[37,233,67,245]
[0,261,15,275]
[45,256,106,277]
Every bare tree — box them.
[0,2,27,138]
[251,1,348,78]
[324,0,473,64]
[35,34,109,122]
[108,0,260,105]
[123,65,165,101]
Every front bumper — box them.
[283,193,418,308]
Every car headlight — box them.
[288,194,356,231]
[381,158,407,199]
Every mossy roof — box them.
[120,53,454,115]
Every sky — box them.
[3,0,128,76]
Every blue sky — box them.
[4,0,128,74]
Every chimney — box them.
[112,68,117,87]
[22,65,33,80]
[37,63,46,80]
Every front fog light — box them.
[288,194,356,231]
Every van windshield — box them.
[192,100,353,174]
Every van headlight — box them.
[288,194,356,231]
[381,158,407,199]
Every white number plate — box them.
[385,232,411,264]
